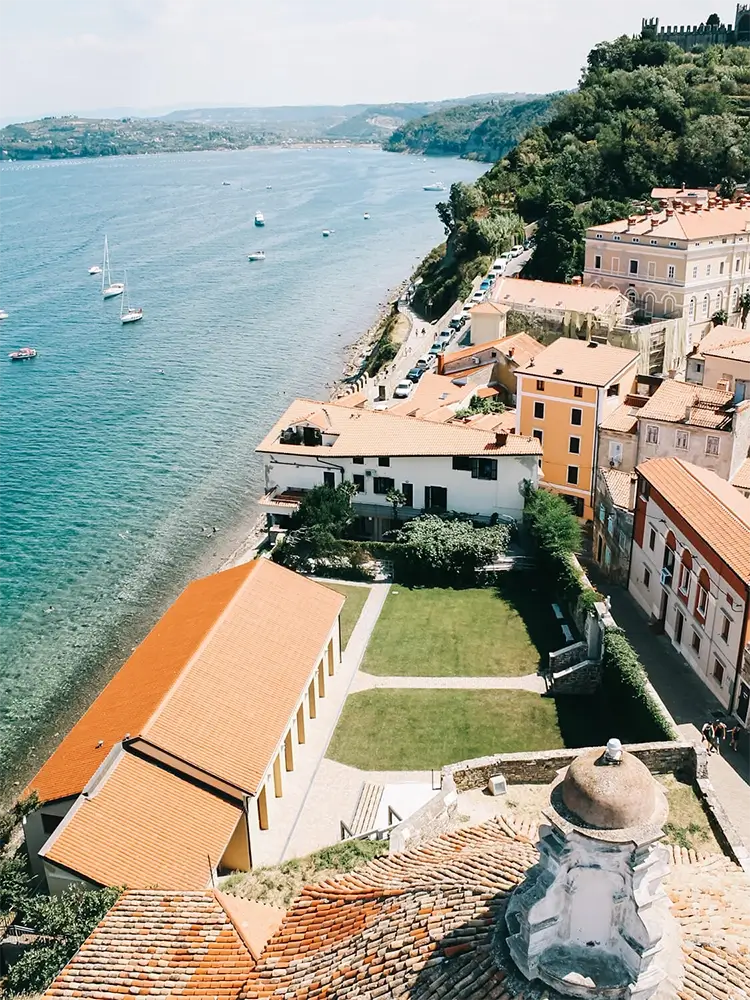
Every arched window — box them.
[678,549,693,600]
[689,297,696,320]
[663,531,677,581]
[663,295,676,316]
[716,290,723,313]
[732,287,740,312]
[644,292,655,318]
[626,288,638,306]
[702,294,710,317]
[695,567,710,619]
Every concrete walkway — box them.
[264,583,390,865]
[352,672,546,693]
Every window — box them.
[533,427,543,444]
[571,408,582,426]
[649,527,656,550]
[303,426,322,446]
[706,436,720,456]
[629,259,639,275]
[401,482,413,507]
[691,631,701,655]
[472,458,498,480]
[373,476,394,494]
[534,401,545,419]
[689,298,696,319]
[611,257,620,273]
[452,456,472,471]
[424,485,447,511]
[41,813,62,836]
[720,614,730,642]
[352,474,365,493]
[646,424,659,445]
[377,456,390,467]
[692,265,698,279]
[650,239,658,246]
[536,379,545,391]
[706,264,712,276]
[607,383,620,397]
[594,255,602,269]
[647,261,656,277]
[696,583,709,618]
[675,430,689,450]
[352,455,365,465]
[567,466,579,485]
[596,233,603,239]
[719,261,725,275]
[668,264,675,279]
[678,560,690,597]
[669,241,677,247]
[675,611,684,644]
[702,294,710,317]
[613,235,621,241]
[713,659,725,685]
[323,471,336,488]
[569,436,580,454]
[736,258,741,272]
[574,385,583,398]
[643,567,651,588]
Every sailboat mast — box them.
[121,268,128,319]
[102,236,109,293]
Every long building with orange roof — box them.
[24,559,344,893]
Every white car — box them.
[471,290,485,302]
[415,355,433,370]
[510,244,524,257]
[393,380,413,399]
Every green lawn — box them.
[326,689,564,771]
[322,582,370,649]
[362,582,557,677]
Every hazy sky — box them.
[0,0,731,121]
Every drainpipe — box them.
[315,457,346,482]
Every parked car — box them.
[479,280,491,291]
[428,342,445,355]
[393,380,413,399]
[471,290,485,302]
[415,355,433,369]
[437,331,452,344]
[406,366,427,382]
[449,314,464,330]
[510,244,524,257]
[491,259,506,274]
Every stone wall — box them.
[549,641,587,673]
[389,774,458,853]
[443,740,697,791]
[549,658,601,694]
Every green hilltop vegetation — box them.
[384,95,557,160]
[412,35,750,320]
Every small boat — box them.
[254,211,265,227]
[101,236,124,299]
[266,185,273,190]
[423,182,446,192]
[88,265,102,275]
[222,181,231,186]
[8,347,36,361]
[430,169,436,173]
[0,309,8,320]
[363,213,370,220]
[322,229,332,237]
[120,268,143,324]
[248,250,266,261]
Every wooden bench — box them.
[349,782,384,836]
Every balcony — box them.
[258,487,308,515]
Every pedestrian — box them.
[715,720,727,745]
[701,721,715,753]
[729,725,742,752]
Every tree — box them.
[385,487,408,523]
[718,175,736,199]
[711,309,728,327]
[292,483,355,534]
[454,395,507,419]
[739,290,750,328]
[524,486,582,557]
[524,200,585,282]
[390,515,510,586]
[706,13,721,27]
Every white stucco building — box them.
[256,398,542,538]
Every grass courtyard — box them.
[322,582,370,649]
[362,580,560,678]
[327,688,564,771]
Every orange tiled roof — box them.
[732,457,750,492]
[519,337,639,387]
[693,324,750,364]
[638,457,750,582]
[442,333,544,372]
[599,403,640,434]
[637,380,733,429]
[28,561,344,803]
[42,750,243,889]
[600,467,636,511]
[42,889,281,998]
[491,276,627,315]
[590,200,750,241]
[26,563,256,804]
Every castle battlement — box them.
[641,5,750,48]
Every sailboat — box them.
[101,236,124,299]
[120,269,143,324]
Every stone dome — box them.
[561,746,657,830]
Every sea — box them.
[0,146,486,791]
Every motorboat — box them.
[88,265,102,275]
[248,250,266,261]
[101,236,124,298]
[120,268,143,324]
[363,213,370,220]
[0,309,8,320]
[322,229,332,237]
[8,347,36,361]
[254,211,265,227]
[222,181,231,186]
[266,185,273,189]
[423,182,446,192]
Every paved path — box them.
[352,672,546,693]
[599,579,750,854]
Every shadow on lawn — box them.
[491,573,569,672]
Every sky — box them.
[0,0,732,122]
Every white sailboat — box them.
[120,269,143,324]
[101,236,124,299]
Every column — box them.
[308,680,316,719]
[257,785,269,831]
[327,639,335,676]
[296,704,306,744]
[318,660,326,698]
[273,754,283,798]
[284,730,294,772]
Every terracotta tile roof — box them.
[637,380,734,429]
[237,817,750,1000]
[257,397,542,457]
[475,386,500,398]
[42,751,243,889]
[732,457,750,492]
[651,186,710,201]
[461,410,517,433]
[28,561,343,804]
[442,333,544,373]
[637,457,750,582]
[490,276,627,315]
[469,301,508,315]
[42,889,277,998]
[389,373,474,418]
[590,200,750,240]
[441,338,509,366]
[599,403,640,434]
[600,468,636,510]
[518,337,639,387]
[26,563,256,804]
[693,324,750,363]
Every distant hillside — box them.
[0,116,278,160]
[384,95,558,160]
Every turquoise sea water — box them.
[0,147,485,786]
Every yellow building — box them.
[516,339,639,518]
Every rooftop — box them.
[518,337,639,387]
[732,457,750,492]
[692,324,750,364]
[256,397,542,458]
[42,889,283,998]
[490,276,627,315]
[600,467,636,510]
[637,457,750,582]
[638,379,734,429]
[28,560,344,804]
[599,402,640,434]
[589,199,750,241]
[442,333,545,374]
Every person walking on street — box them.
[714,720,727,752]
[701,721,716,754]
[729,725,742,752]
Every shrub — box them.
[524,486,581,557]
[389,515,509,586]
[601,629,677,742]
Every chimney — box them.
[650,217,659,228]
[666,207,674,217]
[495,431,508,447]
[628,474,638,511]
[508,347,515,357]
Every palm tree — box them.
[711,309,728,328]
[739,291,750,329]
[385,487,407,524]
